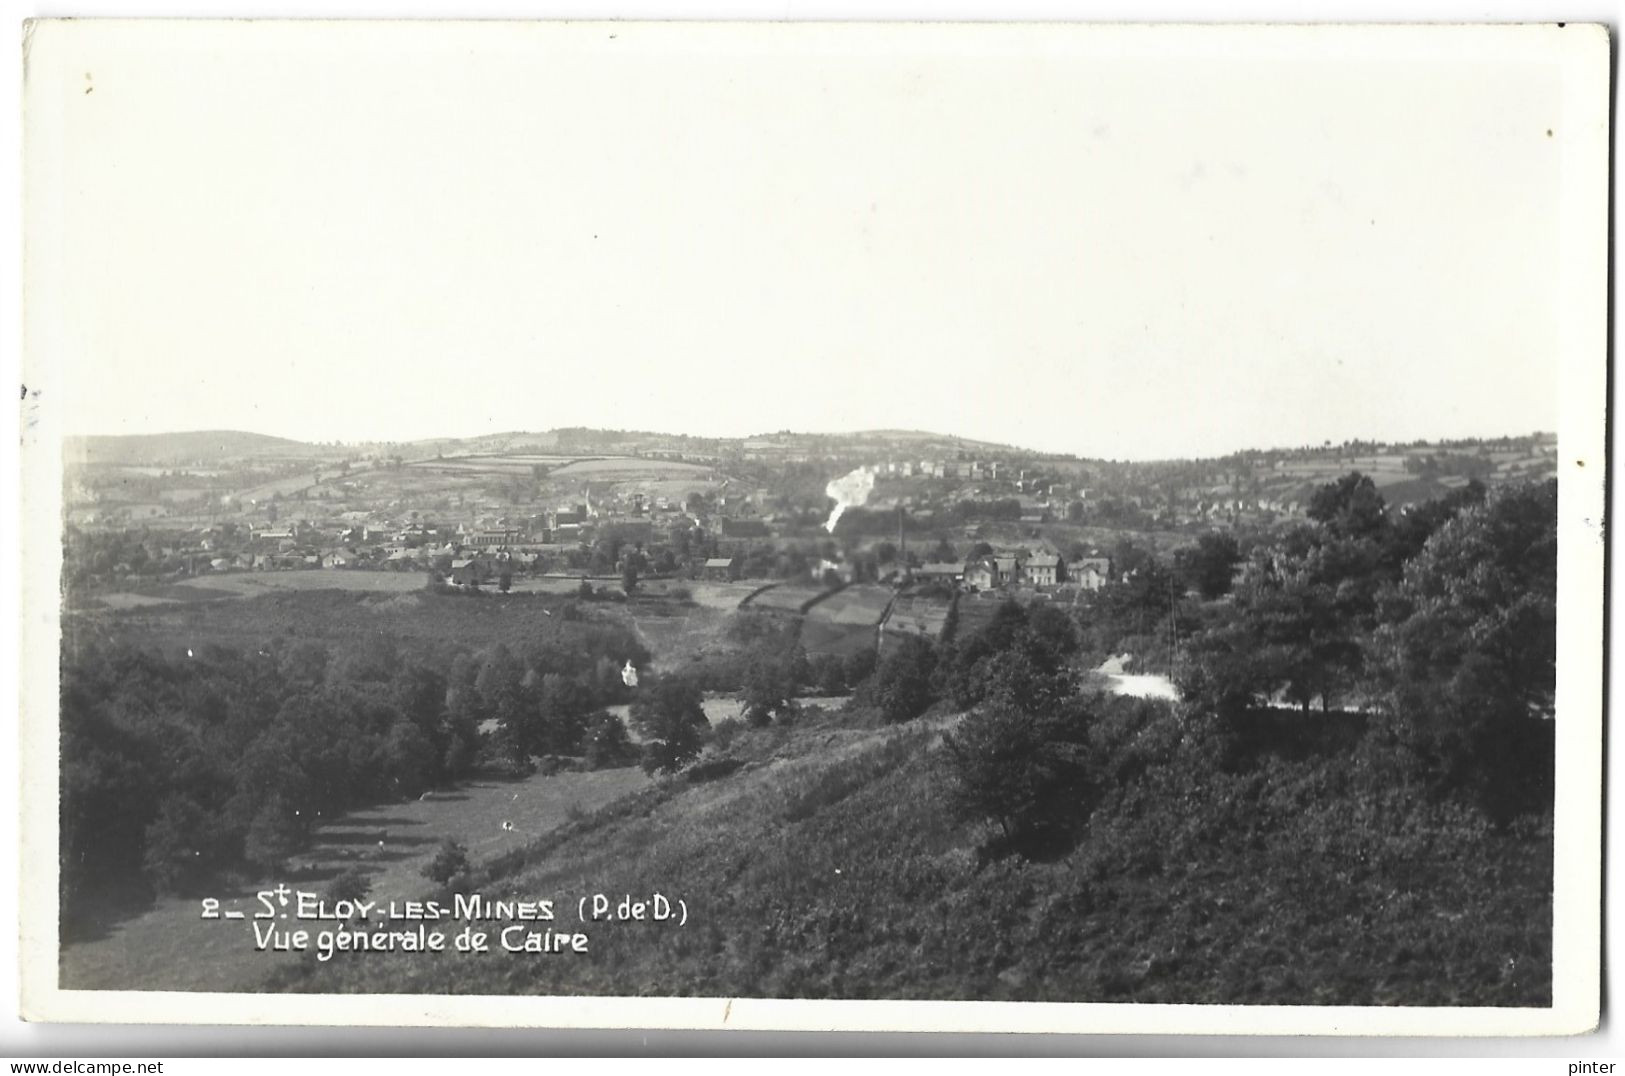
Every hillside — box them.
[272,695,1551,1005]
[66,430,336,467]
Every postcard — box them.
[17,19,1608,1035]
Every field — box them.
[86,573,763,614]
[60,766,650,992]
[800,584,893,658]
[741,584,828,614]
[67,588,635,666]
[952,592,1008,640]
[623,603,739,675]
[67,582,777,683]
[173,570,432,599]
[880,593,953,653]
[550,457,713,476]
[79,584,241,610]
[883,593,952,638]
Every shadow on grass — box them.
[313,831,441,849]
[330,814,429,827]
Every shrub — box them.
[242,795,306,870]
[423,839,471,886]
[640,723,705,776]
[324,867,372,904]
[709,717,743,751]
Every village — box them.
[59,427,1558,616]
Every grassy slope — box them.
[275,700,1551,1006]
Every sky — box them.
[26,21,1592,460]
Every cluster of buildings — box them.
[911,550,1113,593]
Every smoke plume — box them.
[823,467,876,532]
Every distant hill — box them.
[64,426,1558,497]
[66,431,339,467]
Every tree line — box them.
[841,474,1557,851]
[60,620,649,927]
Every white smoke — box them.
[823,467,876,532]
[621,660,639,688]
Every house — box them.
[321,550,354,569]
[550,506,588,528]
[1023,552,1063,588]
[1071,555,1112,592]
[963,557,998,591]
[466,529,519,549]
[703,556,740,581]
[993,555,1022,586]
[448,559,487,587]
[914,561,965,585]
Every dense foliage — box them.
[60,616,648,927]
[282,689,1552,1006]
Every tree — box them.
[1308,472,1390,542]
[476,645,531,764]
[630,677,709,774]
[1369,480,1556,820]
[1177,532,1243,600]
[1175,602,1279,718]
[581,711,638,770]
[498,569,513,593]
[1222,540,1364,712]
[141,793,217,895]
[1384,479,1487,571]
[870,636,937,723]
[243,795,306,869]
[535,673,592,756]
[621,557,640,595]
[740,648,798,726]
[941,698,1095,856]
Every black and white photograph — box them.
[16,18,1607,1036]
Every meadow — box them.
[67,587,627,663]
[60,765,649,992]
[800,585,894,658]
